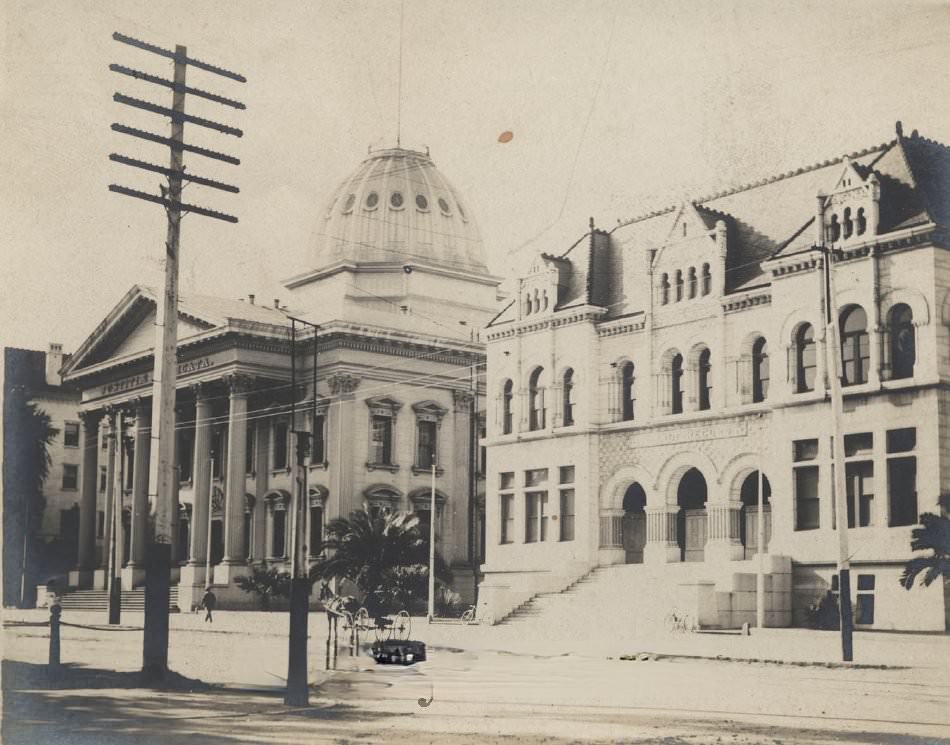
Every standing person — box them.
[201,587,217,624]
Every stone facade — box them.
[481,124,950,631]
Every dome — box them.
[312,147,489,275]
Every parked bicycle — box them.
[460,604,477,624]
[663,608,697,634]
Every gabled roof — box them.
[62,285,291,377]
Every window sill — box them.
[270,467,292,476]
[411,465,444,476]
[366,462,399,473]
[308,461,329,471]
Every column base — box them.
[68,569,95,589]
[92,569,109,590]
[121,564,147,591]
[213,561,249,586]
[644,542,681,565]
[704,539,744,564]
[177,563,211,613]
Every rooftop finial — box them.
[589,216,595,232]
[895,120,903,138]
[396,0,405,149]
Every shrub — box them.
[234,566,291,610]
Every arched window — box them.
[840,306,870,386]
[889,304,915,380]
[794,323,816,393]
[843,207,853,239]
[620,362,635,421]
[675,270,684,301]
[542,291,549,311]
[856,207,867,236]
[502,380,514,434]
[671,354,684,414]
[524,294,531,316]
[532,290,540,314]
[660,273,670,305]
[687,267,697,298]
[752,337,769,403]
[562,369,575,426]
[829,214,841,243]
[528,367,545,431]
[701,263,711,295]
[698,348,712,410]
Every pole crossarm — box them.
[114,93,243,137]
[111,124,240,165]
[109,65,246,109]
[109,154,239,193]
[113,32,247,83]
[109,184,238,223]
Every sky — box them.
[3,0,950,352]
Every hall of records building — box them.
[59,147,500,610]
[479,123,950,631]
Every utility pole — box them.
[755,454,765,629]
[820,244,855,662]
[108,32,245,682]
[427,455,437,622]
[205,457,214,588]
[285,317,319,706]
[107,410,124,625]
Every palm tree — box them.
[899,512,950,590]
[3,387,57,607]
[312,509,451,616]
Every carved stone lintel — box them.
[451,389,475,412]
[328,373,360,395]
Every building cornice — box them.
[486,304,607,342]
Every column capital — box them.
[451,388,475,412]
[328,372,360,395]
[190,381,214,401]
[78,409,104,427]
[225,373,256,396]
[128,395,150,416]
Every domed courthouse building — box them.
[480,125,950,631]
[61,148,500,610]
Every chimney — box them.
[248,294,255,305]
[46,343,63,386]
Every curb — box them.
[615,651,905,670]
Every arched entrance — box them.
[621,483,646,564]
[676,468,707,562]
[740,471,771,559]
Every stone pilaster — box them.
[72,409,102,588]
[216,374,253,584]
[644,505,680,564]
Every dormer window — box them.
[829,214,841,243]
[687,267,697,299]
[843,207,853,239]
[675,270,684,302]
[701,264,711,295]
[856,207,867,236]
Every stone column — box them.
[95,409,117,589]
[72,410,102,588]
[704,500,744,563]
[122,398,150,589]
[644,505,679,564]
[178,387,213,611]
[252,418,268,562]
[216,374,252,583]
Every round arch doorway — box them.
[739,471,771,559]
[676,468,707,562]
[621,483,646,564]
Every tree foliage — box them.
[3,388,57,606]
[900,512,950,590]
[234,565,292,610]
[311,509,452,616]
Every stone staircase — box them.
[497,562,713,638]
[57,588,180,613]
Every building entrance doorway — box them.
[740,471,771,559]
[621,483,646,564]
[210,519,224,565]
[676,468,707,562]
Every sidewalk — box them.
[5,607,947,672]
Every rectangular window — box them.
[97,510,105,538]
[559,488,575,542]
[272,509,286,557]
[795,465,820,530]
[371,415,393,464]
[525,492,541,543]
[245,423,256,474]
[887,427,916,454]
[99,466,107,493]
[63,421,80,448]
[500,472,515,490]
[846,461,874,527]
[559,465,575,484]
[844,432,873,458]
[525,468,549,487]
[273,421,288,470]
[309,505,323,554]
[856,574,875,625]
[177,429,194,482]
[887,456,917,527]
[62,463,78,490]
[500,494,514,544]
[312,414,326,463]
[417,420,437,468]
[794,438,819,462]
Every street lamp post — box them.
[427,455,437,622]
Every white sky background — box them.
[2,0,949,351]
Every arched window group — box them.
[826,206,868,243]
[500,367,582,434]
[888,303,915,380]
[621,361,635,421]
[659,264,712,305]
[752,337,769,403]
[697,348,712,410]
[528,367,545,431]
[523,288,549,316]
[502,380,513,434]
[671,353,684,414]
[562,368,575,426]
[840,305,870,386]
[793,323,816,393]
